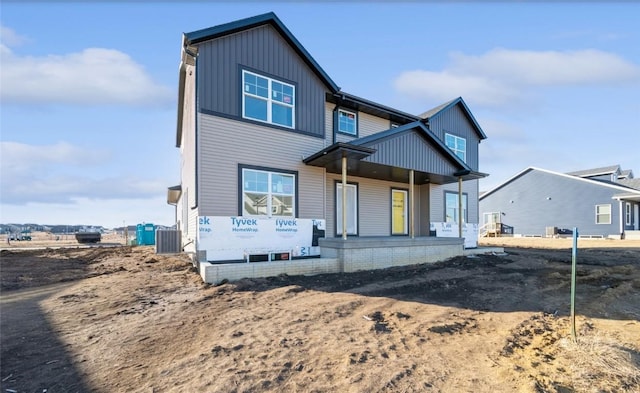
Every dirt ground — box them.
[1,236,639,393]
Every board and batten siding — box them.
[197,114,326,219]
[427,105,480,170]
[325,173,425,237]
[362,131,460,176]
[196,25,328,137]
[479,170,623,237]
[429,180,480,224]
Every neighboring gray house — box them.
[479,166,640,239]
[167,13,488,281]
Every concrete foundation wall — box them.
[200,258,340,284]
[199,236,465,284]
[320,237,463,273]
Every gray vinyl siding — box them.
[430,180,479,224]
[197,114,325,219]
[363,131,460,176]
[479,170,625,236]
[328,105,394,143]
[326,174,425,237]
[428,105,480,170]
[358,112,394,138]
[195,24,328,137]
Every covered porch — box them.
[303,121,486,240]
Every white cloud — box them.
[0,25,29,47]
[1,141,106,176]
[0,28,172,106]
[0,141,165,204]
[394,48,640,108]
[395,70,522,108]
[450,48,640,86]
[0,197,174,228]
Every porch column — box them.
[458,177,463,238]
[619,199,624,239]
[410,169,415,239]
[342,156,348,240]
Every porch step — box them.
[625,230,640,240]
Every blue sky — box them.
[1,2,639,228]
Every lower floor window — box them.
[241,167,295,217]
[626,203,632,226]
[596,204,611,224]
[336,183,358,235]
[445,192,467,224]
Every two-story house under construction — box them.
[168,13,488,284]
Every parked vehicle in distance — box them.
[75,232,101,243]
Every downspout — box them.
[619,200,624,239]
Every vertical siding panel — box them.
[428,105,480,170]
[196,25,328,137]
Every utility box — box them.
[156,230,181,254]
[136,223,156,246]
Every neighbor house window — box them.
[242,70,295,128]
[595,204,611,224]
[241,167,295,217]
[626,203,632,226]
[445,133,466,162]
[445,192,467,224]
[338,109,357,135]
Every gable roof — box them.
[303,121,487,184]
[184,12,339,92]
[419,97,487,140]
[619,169,634,179]
[566,165,621,178]
[480,166,640,200]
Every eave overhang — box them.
[303,143,376,167]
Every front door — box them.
[392,189,408,235]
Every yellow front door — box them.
[392,189,408,235]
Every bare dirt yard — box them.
[1,236,639,393]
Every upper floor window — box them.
[241,167,295,217]
[338,109,357,135]
[595,204,611,224]
[242,70,295,128]
[445,133,466,162]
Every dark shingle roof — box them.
[617,178,640,190]
[567,165,620,177]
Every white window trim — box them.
[445,132,467,162]
[595,204,611,225]
[625,202,632,226]
[242,70,295,129]
[242,168,295,218]
[337,108,357,135]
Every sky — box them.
[1,2,639,229]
